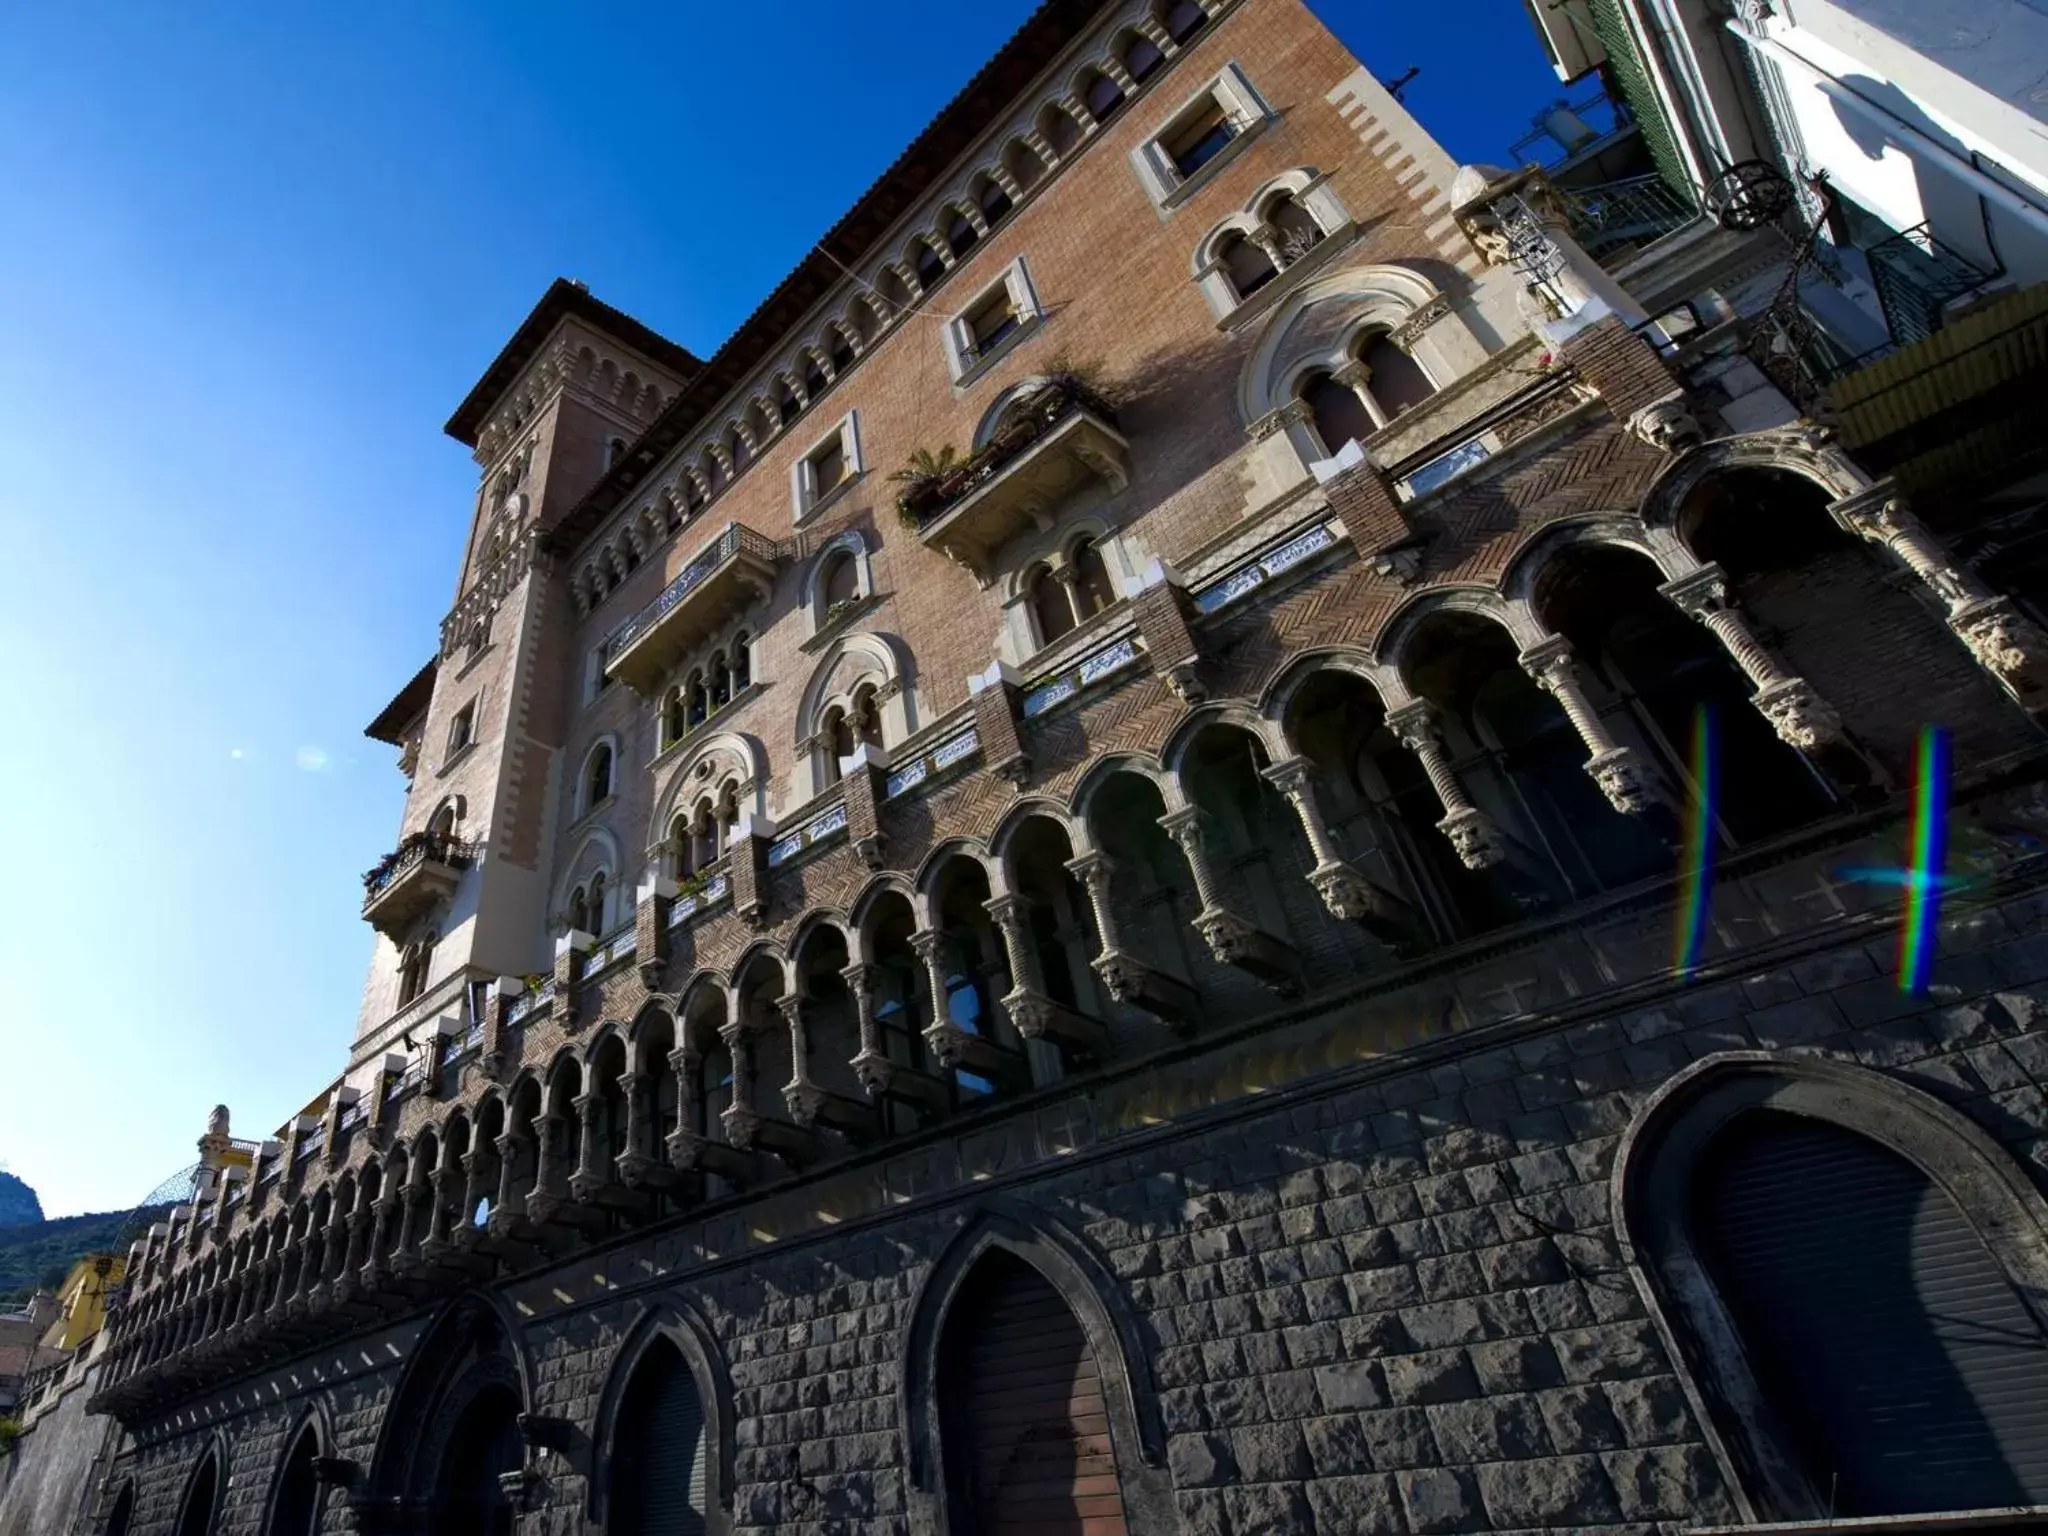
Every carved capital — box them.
[1369,547,1424,586]
[852,1047,896,1097]
[783,1077,828,1128]
[1829,483,1911,543]
[1158,806,1208,857]
[1951,597,2048,702]
[1517,635,1580,694]
[1658,563,1731,618]
[1164,660,1207,705]
[1385,699,1440,755]
[1389,294,1453,351]
[719,1105,762,1153]
[1308,863,1377,924]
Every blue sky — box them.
[0,3,1559,1219]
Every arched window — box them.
[828,329,855,374]
[731,631,751,690]
[585,743,614,810]
[1082,70,1125,122]
[775,383,800,425]
[398,936,433,1006]
[978,178,1013,225]
[726,428,749,474]
[1122,33,1165,83]
[588,871,608,933]
[267,1424,322,1536]
[1299,370,1377,457]
[802,355,828,401]
[1219,232,1277,299]
[686,669,708,728]
[1266,192,1324,265]
[1162,0,1206,42]
[1687,1110,2048,1515]
[1357,329,1437,418]
[105,1483,135,1536]
[937,1251,1129,1530]
[568,886,590,937]
[710,653,732,709]
[1002,139,1045,194]
[609,1337,710,1535]
[1028,564,1076,647]
[822,551,860,614]
[661,688,686,748]
[914,241,945,289]
[945,210,978,260]
[427,801,459,842]
[683,475,706,512]
[606,437,628,471]
[1068,537,1115,622]
[820,706,854,787]
[432,1385,524,1533]
[174,1450,222,1536]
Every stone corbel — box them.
[1624,393,1704,455]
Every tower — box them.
[353,280,698,1073]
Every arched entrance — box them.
[610,1337,710,1535]
[938,1250,1128,1533]
[1693,1111,2048,1515]
[266,1423,322,1536]
[173,1450,221,1536]
[366,1295,531,1536]
[432,1385,523,1536]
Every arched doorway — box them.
[1692,1111,2048,1515]
[174,1450,221,1536]
[432,1384,523,1536]
[610,1337,710,1535]
[938,1250,1128,1533]
[267,1424,322,1536]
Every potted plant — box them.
[889,444,963,528]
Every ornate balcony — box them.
[605,521,780,695]
[360,832,479,937]
[899,379,1130,581]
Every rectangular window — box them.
[943,258,1042,385]
[1165,99,1235,178]
[1133,63,1272,211]
[447,702,476,754]
[791,409,865,524]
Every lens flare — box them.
[1672,705,1716,977]
[1898,726,1951,996]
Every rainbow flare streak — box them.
[1898,726,1952,996]
[1673,705,1716,977]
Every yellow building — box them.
[37,1253,127,1353]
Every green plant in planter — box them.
[890,444,963,527]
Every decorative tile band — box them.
[1406,436,1490,496]
[506,979,555,1025]
[668,872,731,927]
[768,802,850,867]
[1021,635,1144,719]
[886,727,983,800]
[1193,522,1341,614]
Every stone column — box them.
[1832,483,2048,709]
[617,1071,648,1166]
[1658,564,1846,750]
[777,994,816,1114]
[1518,636,1666,816]
[492,1130,529,1221]
[984,894,1042,996]
[843,962,886,1090]
[1158,807,1291,982]
[1331,359,1389,429]
[1262,755,1417,937]
[571,1092,607,1196]
[909,928,961,1064]
[426,1158,460,1248]
[531,1113,565,1201]
[1385,700,1507,868]
[459,1149,490,1233]
[718,1020,759,1149]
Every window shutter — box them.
[612,1342,708,1536]
[949,1253,1129,1534]
[1695,1113,2048,1516]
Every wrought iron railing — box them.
[897,378,1119,530]
[1865,222,1996,345]
[607,522,779,656]
[1556,173,1696,260]
[361,832,480,900]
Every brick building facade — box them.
[39,0,2048,1532]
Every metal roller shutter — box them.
[612,1340,708,1536]
[1695,1112,2048,1516]
[954,1253,1129,1536]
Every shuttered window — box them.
[1695,1112,2048,1516]
[942,1252,1129,1535]
[612,1338,709,1536]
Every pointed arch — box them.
[587,1296,736,1533]
[172,1435,228,1536]
[263,1407,330,1536]
[1618,1053,2048,1522]
[367,1290,534,1517]
[900,1201,1173,1531]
